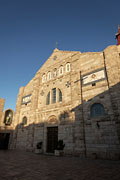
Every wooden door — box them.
[47,127,58,153]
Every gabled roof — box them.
[37,48,80,73]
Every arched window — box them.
[46,92,50,105]
[52,88,56,103]
[66,63,71,72]
[46,88,63,105]
[22,116,27,125]
[47,72,51,81]
[59,66,64,75]
[53,68,57,78]
[90,103,104,118]
[58,89,62,102]
[42,74,46,83]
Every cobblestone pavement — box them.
[0,150,120,180]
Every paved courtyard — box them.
[0,150,120,180]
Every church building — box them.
[0,28,120,160]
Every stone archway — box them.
[46,115,58,153]
[47,115,58,124]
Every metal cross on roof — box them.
[56,41,58,48]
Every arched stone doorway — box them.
[46,115,58,153]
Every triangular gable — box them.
[24,48,80,90]
[37,48,80,73]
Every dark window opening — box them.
[92,82,96,86]
[52,88,56,103]
[91,103,104,118]
[58,89,62,102]
[22,116,27,125]
[46,92,50,105]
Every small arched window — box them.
[53,68,57,78]
[58,89,62,102]
[22,116,27,125]
[59,66,64,75]
[66,63,71,72]
[42,74,46,83]
[46,92,50,105]
[90,103,104,118]
[47,72,51,81]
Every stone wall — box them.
[12,45,120,159]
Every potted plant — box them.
[35,142,43,154]
[55,140,65,156]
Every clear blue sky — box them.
[0,0,120,111]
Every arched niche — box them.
[4,109,13,126]
[47,115,58,125]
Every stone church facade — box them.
[0,29,120,160]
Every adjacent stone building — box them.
[0,98,14,149]
[1,29,120,160]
